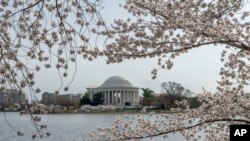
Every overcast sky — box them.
[30,0,232,99]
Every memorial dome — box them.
[100,76,133,88]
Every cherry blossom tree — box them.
[103,0,250,79]
[0,0,107,138]
[0,0,107,94]
[89,0,250,140]
[0,0,250,140]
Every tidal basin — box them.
[0,112,185,141]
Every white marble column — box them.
[114,91,115,104]
[124,91,126,103]
[129,91,131,103]
[108,91,112,104]
[118,91,121,104]
[125,91,128,103]
[112,91,114,104]
[126,91,129,103]
[128,91,130,103]
[107,91,109,104]
[124,91,126,102]
[115,91,117,104]
[121,91,124,104]
[133,91,135,104]
[136,91,139,104]
[105,91,108,104]
[135,91,137,104]
[115,91,118,104]
[131,91,133,104]
[134,91,136,104]
[129,91,132,103]
[112,91,115,104]
[117,91,121,104]
[131,91,134,104]
[120,91,122,104]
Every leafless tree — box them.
[160,81,191,109]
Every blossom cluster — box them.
[1,0,250,140]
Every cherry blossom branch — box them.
[116,118,250,141]
[118,40,243,57]
[10,0,44,17]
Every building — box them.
[87,75,140,105]
[0,89,25,107]
[41,92,82,107]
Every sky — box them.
[31,0,229,99]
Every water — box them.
[0,112,185,141]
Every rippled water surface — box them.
[0,112,184,141]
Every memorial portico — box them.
[87,76,140,105]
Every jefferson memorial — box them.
[87,76,140,105]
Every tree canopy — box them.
[159,81,191,109]
[161,82,191,97]
[92,92,104,106]
[141,88,155,98]
[80,92,91,105]
[140,88,155,108]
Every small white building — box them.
[87,76,140,105]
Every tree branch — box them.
[10,0,43,17]
[118,40,244,57]
[117,118,250,140]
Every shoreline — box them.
[0,109,173,114]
